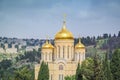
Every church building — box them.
[35,19,85,80]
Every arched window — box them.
[59,74,64,80]
[58,46,60,58]
[49,53,51,60]
[71,46,72,58]
[79,53,80,61]
[45,52,47,60]
[63,46,65,58]
[67,46,69,58]
[51,74,53,80]
[55,46,57,59]
[59,65,63,70]
[75,53,77,61]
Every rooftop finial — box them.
[62,14,67,30]
[46,35,49,44]
[78,34,81,43]
[63,14,67,22]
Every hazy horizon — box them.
[0,0,120,39]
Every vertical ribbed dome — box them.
[42,40,54,49]
[55,21,74,40]
[75,38,85,49]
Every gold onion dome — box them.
[42,40,54,49]
[75,38,85,49]
[55,21,74,40]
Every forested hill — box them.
[75,31,120,50]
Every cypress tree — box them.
[99,63,107,80]
[81,58,94,80]
[93,52,101,80]
[75,63,83,80]
[38,61,49,80]
[103,52,113,80]
[110,49,120,80]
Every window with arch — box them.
[63,46,65,58]
[58,46,60,58]
[49,53,51,60]
[59,74,64,80]
[79,53,80,61]
[55,46,57,59]
[67,46,69,58]
[45,52,47,60]
[75,52,77,61]
[59,65,63,70]
[71,46,73,58]
[51,74,53,80]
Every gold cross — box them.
[46,35,49,40]
[63,14,67,21]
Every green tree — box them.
[0,59,12,70]
[38,61,49,80]
[14,66,34,80]
[0,59,12,80]
[65,75,75,80]
[102,52,112,80]
[81,58,94,80]
[93,52,101,80]
[97,56,107,80]
[110,49,120,80]
[75,63,83,80]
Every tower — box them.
[75,38,85,64]
[54,20,74,61]
[41,39,54,62]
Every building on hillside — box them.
[26,45,40,51]
[6,44,17,53]
[35,19,85,80]
[0,43,17,53]
[0,48,5,53]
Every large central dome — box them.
[55,21,74,40]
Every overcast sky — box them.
[0,0,120,39]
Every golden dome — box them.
[75,38,85,49]
[42,40,54,49]
[55,21,74,40]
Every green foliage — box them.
[14,66,34,80]
[93,52,101,80]
[102,52,112,80]
[0,50,37,80]
[0,59,12,70]
[38,61,49,80]
[75,63,83,80]
[0,59,13,80]
[65,75,75,80]
[81,58,94,80]
[16,50,40,63]
[110,49,120,80]
[81,53,111,80]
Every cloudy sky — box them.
[0,0,120,39]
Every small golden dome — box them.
[55,21,74,40]
[42,40,54,49]
[75,38,85,49]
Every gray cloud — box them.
[0,0,120,38]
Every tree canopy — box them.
[38,61,49,80]
[110,49,120,80]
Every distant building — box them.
[26,45,40,52]
[0,48,5,53]
[6,44,17,53]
